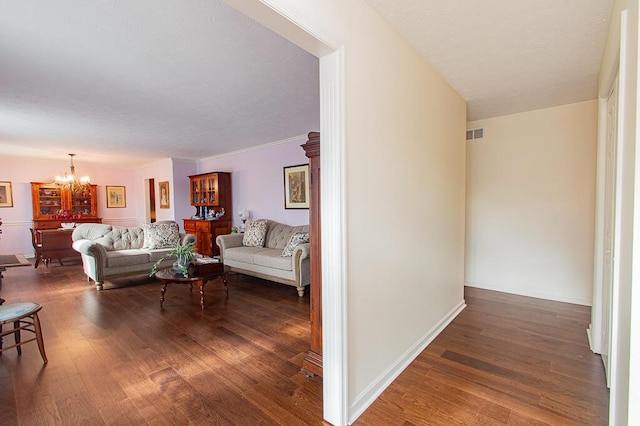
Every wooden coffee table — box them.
[155,261,227,309]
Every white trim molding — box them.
[320,46,348,426]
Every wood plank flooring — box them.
[356,287,609,425]
[0,263,608,425]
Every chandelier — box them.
[55,154,91,192]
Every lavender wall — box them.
[196,135,310,228]
[0,136,311,256]
[0,155,138,256]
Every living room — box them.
[1,0,639,425]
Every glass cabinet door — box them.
[207,175,217,204]
[37,185,62,217]
[70,188,93,215]
[190,174,219,206]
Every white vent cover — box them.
[466,127,484,141]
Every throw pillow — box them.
[243,220,268,247]
[142,222,180,249]
[281,232,310,257]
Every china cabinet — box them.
[31,182,102,230]
[183,172,231,256]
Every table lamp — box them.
[238,209,250,232]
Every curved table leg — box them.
[160,282,168,307]
[222,274,229,298]
[198,280,205,310]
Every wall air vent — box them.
[466,127,484,141]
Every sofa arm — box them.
[73,239,107,264]
[292,242,311,288]
[292,242,310,260]
[216,233,244,259]
[72,239,108,286]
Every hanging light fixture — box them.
[55,154,91,192]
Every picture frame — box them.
[0,181,13,208]
[106,186,126,208]
[283,164,310,209]
[159,181,170,209]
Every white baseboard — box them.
[465,282,592,306]
[348,300,466,424]
[586,325,596,353]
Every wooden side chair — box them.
[0,302,47,363]
[30,228,64,268]
[30,228,45,268]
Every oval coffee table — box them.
[155,262,227,309]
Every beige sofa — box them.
[72,221,196,291]
[216,220,310,296]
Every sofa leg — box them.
[297,287,305,297]
[95,282,103,291]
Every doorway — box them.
[146,178,156,224]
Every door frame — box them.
[222,1,348,424]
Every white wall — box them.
[172,159,198,229]
[466,101,598,305]
[132,158,197,230]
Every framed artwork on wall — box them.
[283,164,310,209]
[159,181,170,209]
[0,181,13,208]
[106,186,126,208]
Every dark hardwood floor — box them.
[357,287,609,425]
[0,262,608,425]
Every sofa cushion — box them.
[243,220,268,247]
[142,222,180,249]
[224,246,264,264]
[281,232,310,257]
[254,249,293,271]
[148,247,179,262]
[106,250,151,268]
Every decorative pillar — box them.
[301,132,322,377]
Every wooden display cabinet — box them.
[31,182,102,230]
[184,172,232,256]
[183,219,231,257]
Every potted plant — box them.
[150,240,197,278]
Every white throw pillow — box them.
[142,222,180,249]
[281,232,310,257]
[242,220,268,247]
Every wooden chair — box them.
[30,228,63,268]
[0,302,47,363]
[30,228,45,268]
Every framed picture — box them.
[159,181,170,209]
[0,181,13,208]
[283,164,310,209]
[106,186,126,208]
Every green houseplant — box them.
[150,240,197,278]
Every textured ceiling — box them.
[0,0,319,166]
[0,1,614,166]
[365,0,614,121]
